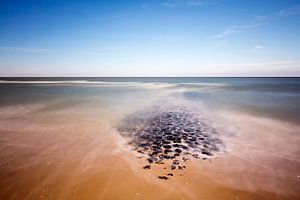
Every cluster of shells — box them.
[118,106,224,179]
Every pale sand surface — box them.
[0,104,299,200]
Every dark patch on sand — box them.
[118,106,225,179]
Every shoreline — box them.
[0,84,299,199]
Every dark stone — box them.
[139,144,148,149]
[175,148,182,153]
[192,154,199,158]
[162,140,171,144]
[166,136,173,140]
[164,149,173,154]
[184,128,191,132]
[158,176,169,180]
[156,160,164,164]
[182,157,189,162]
[117,106,225,176]
[173,144,181,148]
[178,166,185,170]
[202,151,213,156]
[162,155,172,159]
[173,160,180,165]
[143,165,151,169]
[181,145,188,150]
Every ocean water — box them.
[1,77,300,123]
[0,77,300,199]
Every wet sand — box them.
[1,79,300,200]
[0,101,299,200]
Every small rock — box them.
[173,160,180,165]
[192,154,199,158]
[202,151,213,156]
[178,166,186,170]
[158,176,169,180]
[175,148,182,153]
[182,157,189,162]
[143,165,151,169]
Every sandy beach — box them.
[1,0,300,198]
[0,80,299,200]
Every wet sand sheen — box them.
[0,104,299,200]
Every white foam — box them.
[178,82,227,87]
[0,80,93,84]
[0,80,177,90]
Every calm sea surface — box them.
[1,77,300,123]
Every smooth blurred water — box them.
[0,77,300,123]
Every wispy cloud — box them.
[249,45,266,53]
[203,60,300,76]
[278,5,300,16]
[213,39,227,48]
[254,15,268,21]
[0,47,47,53]
[186,0,207,6]
[110,13,129,18]
[162,2,179,7]
[210,23,263,39]
[162,0,218,7]
[208,60,299,68]
[142,4,151,9]
[79,52,99,56]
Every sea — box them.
[1,77,300,123]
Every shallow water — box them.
[0,77,299,199]
[1,77,300,122]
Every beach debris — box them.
[118,105,225,179]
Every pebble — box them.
[158,176,169,180]
[175,148,182,153]
[118,106,225,179]
[173,160,180,165]
[143,165,151,170]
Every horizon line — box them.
[0,76,300,78]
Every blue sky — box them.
[0,0,300,76]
